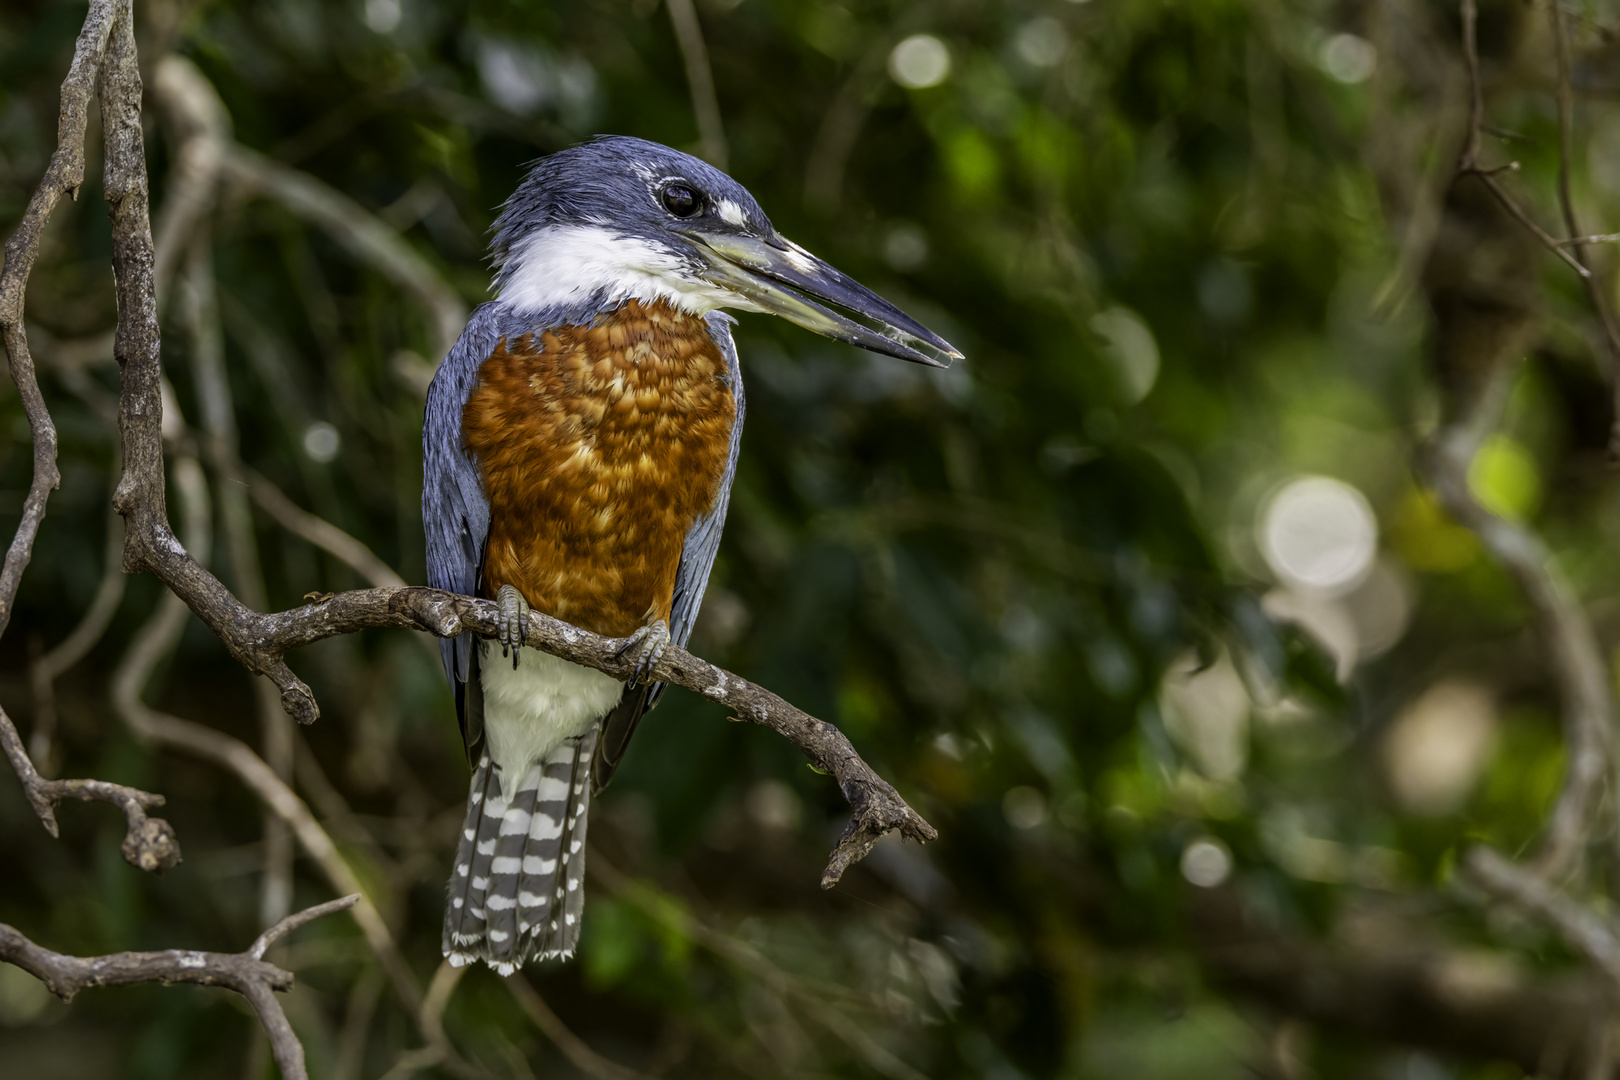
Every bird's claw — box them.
[617,619,670,688]
[496,584,529,669]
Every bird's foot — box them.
[616,619,670,688]
[496,584,529,669]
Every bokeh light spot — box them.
[303,421,342,463]
[1383,680,1497,816]
[1003,786,1048,829]
[1319,33,1376,84]
[883,222,929,271]
[889,34,951,89]
[1091,306,1159,405]
[364,0,401,33]
[1259,476,1377,595]
[1180,838,1232,888]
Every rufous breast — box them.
[460,299,737,639]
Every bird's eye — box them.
[660,184,702,218]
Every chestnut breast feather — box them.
[461,300,737,638]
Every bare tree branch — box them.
[0,894,357,1080]
[1429,0,1617,885]
[115,582,938,882]
[1456,0,1590,280]
[0,702,179,872]
[251,893,362,959]
[0,0,122,639]
[1463,848,1620,991]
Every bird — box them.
[422,135,958,974]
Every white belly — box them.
[478,640,623,800]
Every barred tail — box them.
[442,729,595,973]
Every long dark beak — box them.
[680,231,961,367]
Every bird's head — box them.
[490,136,959,366]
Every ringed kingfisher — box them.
[423,136,958,973]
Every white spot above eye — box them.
[499,224,753,317]
[717,199,747,227]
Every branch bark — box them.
[132,583,937,885]
[0,894,357,1080]
[0,703,179,872]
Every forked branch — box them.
[0,704,179,872]
[0,895,359,1080]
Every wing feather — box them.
[425,304,501,758]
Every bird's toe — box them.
[495,584,530,668]
[617,619,670,688]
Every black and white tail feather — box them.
[443,729,596,973]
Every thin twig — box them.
[665,0,728,171]
[508,975,648,1080]
[1455,0,1590,279]
[251,893,361,959]
[244,466,406,588]
[0,894,356,1080]
[1459,0,1484,170]
[1546,3,1620,457]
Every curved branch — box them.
[0,0,122,639]
[0,894,357,1080]
[0,704,179,872]
[1428,0,1617,884]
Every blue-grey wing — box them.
[423,303,500,696]
[668,312,746,651]
[590,312,745,792]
